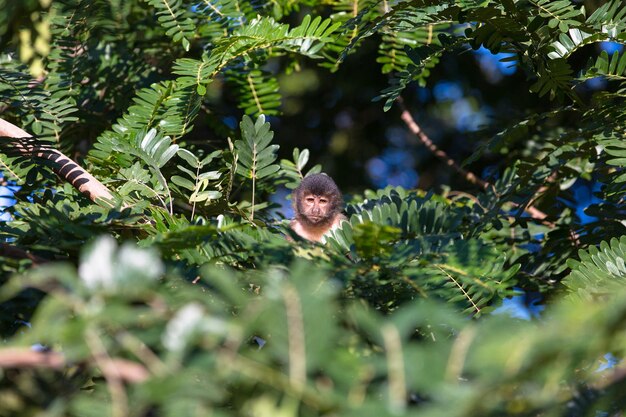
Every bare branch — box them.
[0,117,116,206]
[396,98,553,226]
[397,98,488,189]
[0,347,149,383]
[85,328,129,417]
[0,348,64,369]
[0,242,47,264]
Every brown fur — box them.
[290,174,346,242]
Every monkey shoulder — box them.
[334,213,347,224]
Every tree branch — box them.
[396,98,552,225]
[0,242,47,264]
[397,98,488,190]
[0,117,116,206]
[0,347,149,383]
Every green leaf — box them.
[563,236,626,301]
[177,148,199,167]
[297,149,309,171]
[142,0,195,49]
[197,171,221,181]
[171,175,196,191]
[190,190,222,202]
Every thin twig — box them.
[191,163,200,221]
[436,265,481,315]
[0,348,64,368]
[445,325,477,383]
[0,243,47,264]
[282,283,306,393]
[85,328,129,417]
[116,331,167,377]
[446,190,487,211]
[396,98,553,225]
[0,347,149,383]
[381,324,407,414]
[397,97,488,189]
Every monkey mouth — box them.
[300,215,329,226]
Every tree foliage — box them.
[1,0,626,416]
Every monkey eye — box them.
[306,197,315,203]
[319,198,328,204]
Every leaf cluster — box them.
[1,0,626,415]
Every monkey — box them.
[290,173,347,242]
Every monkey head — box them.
[292,173,343,228]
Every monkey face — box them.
[292,174,343,230]
[300,193,332,224]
